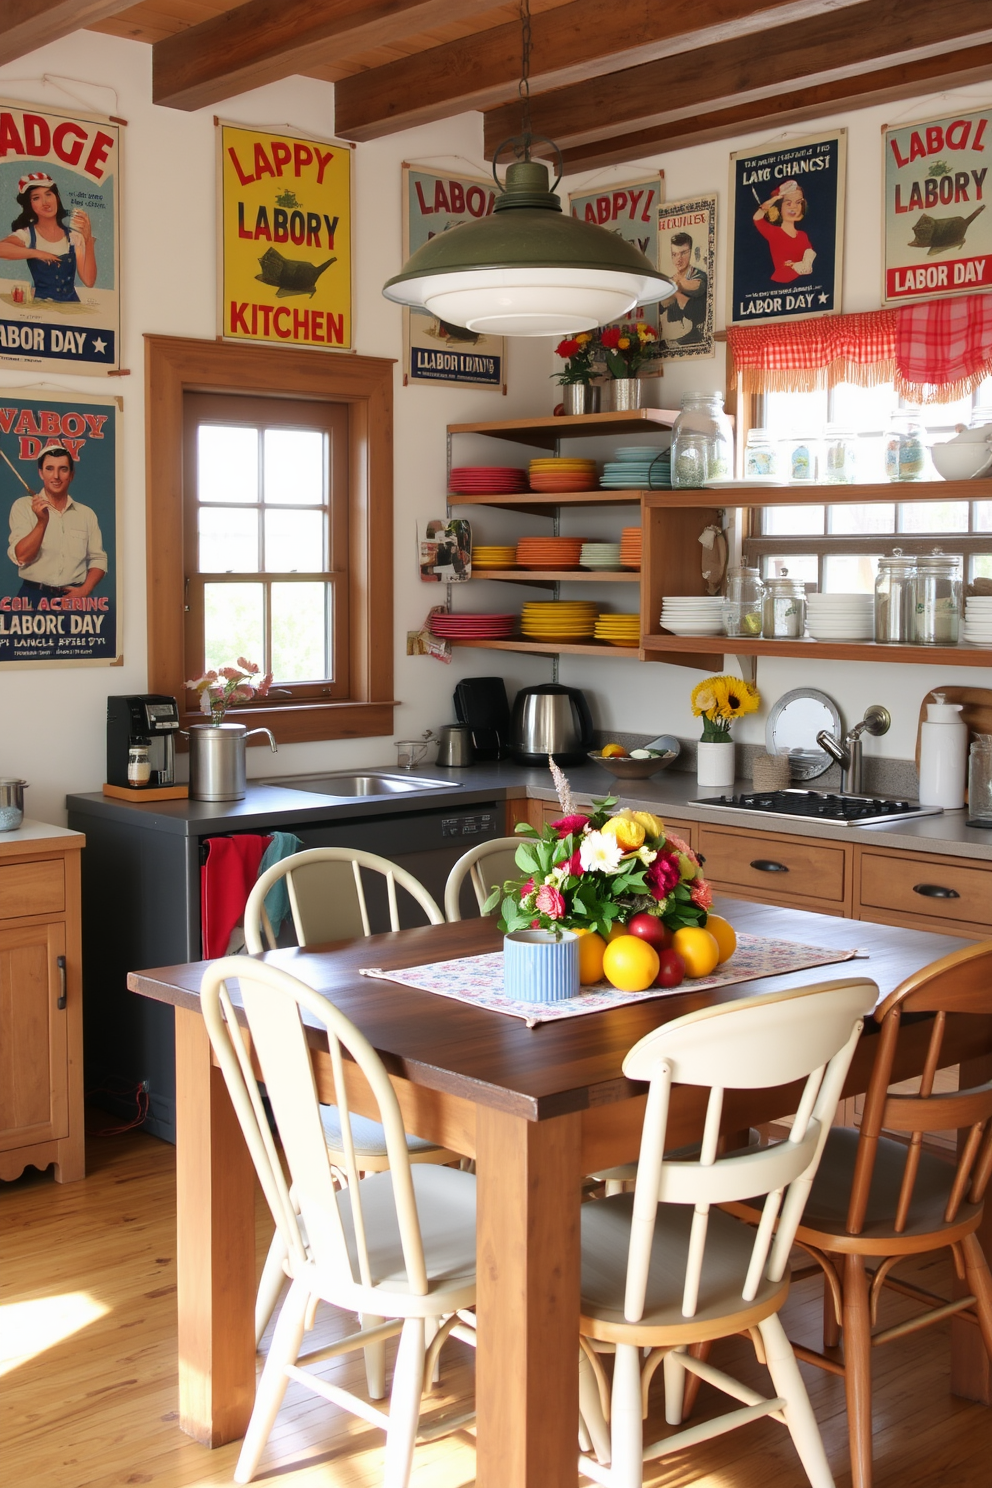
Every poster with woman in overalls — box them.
[0,100,121,373]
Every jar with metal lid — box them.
[824,425,856,484]
[912,548,963,645]
[967,736,992,826]
[874,548,917,643]
[884,408,925,481]
[670,392,733,488]
[127,739,152,788]
[761,570,806,638]
[722,566,765,637]
[744,429,779,482]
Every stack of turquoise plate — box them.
[600,446,671,489]
[580,542,622,570]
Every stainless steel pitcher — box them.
[187,722,277,802]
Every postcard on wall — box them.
[883,108,991,305]
[418,517,472,581]
[0,386,120,668]
[656,195,716,361]
[0,100,121,374]
[402,166,504,390]
[218,121,352,350]
[729,131,845,325]
[568,173,666,371]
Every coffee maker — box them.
[107,695,180,788]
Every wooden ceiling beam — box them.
[553,41,992,173]
[334,0,864,142]
[152,0,500,111]
[1,0,137,66]
[482,0,992,155]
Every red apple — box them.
[654,949,686,988]
[627,912,673,952]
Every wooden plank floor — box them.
[2,1129,991,1488]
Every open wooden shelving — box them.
[644,478,985,510]
[471,569,639,587]
[642,633,992,667]
[448,407,678,448]
[447,637,645,659]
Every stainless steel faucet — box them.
[816,705,891,794]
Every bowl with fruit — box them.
[588,735,680,779]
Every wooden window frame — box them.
[145,335,395,746]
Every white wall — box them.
[556,83,992,762]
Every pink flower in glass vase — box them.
[535,883,566,920]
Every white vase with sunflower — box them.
[691,674,761,791]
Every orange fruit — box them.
[671,926,720,978]
[600,743,627,758]
[606,921,629,941]
[704,913,736,965]
[602,934,660,992]
[572,928,607,984]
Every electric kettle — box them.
[510,683,594,765]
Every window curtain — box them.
[727,294,992,403]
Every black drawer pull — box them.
[913,883,960,900]
[750,859,789,873]
[57,954,67,1010]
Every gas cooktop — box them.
[694,789,943,827]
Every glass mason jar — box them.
[762,570,807,638]
[744,428,779,482]
[127,740,152,787]
[884,408,925,481]
[670,392,734,488]
[722,565,765,637]
[874,549,917,643]
[967,736,992,825]
[912,549,963,645]
[824,425,856,484]
[787,433,820,484]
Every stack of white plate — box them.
[660,596,724,635]
[580,542,622,570]
[963,595,992,644]
[807,592,874,641]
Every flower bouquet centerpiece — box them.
[692,673,760,790]
[553,331,597,415]
[598,320,659,409]
[185,657,273,724]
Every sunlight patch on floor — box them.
[0,1291,109,1376]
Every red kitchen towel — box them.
[896,292,992,402]
[201,834,272,959]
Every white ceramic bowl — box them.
[931,439,992,480]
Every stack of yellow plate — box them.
[520,600,598,641]
[594,613,641,647]
[472,545,517,569]
[528,458,599,493]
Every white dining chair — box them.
[443,836,522,922]
[575,976,878,1488]
[200,956,478,1488]
[243,848,463,1364]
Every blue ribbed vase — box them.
[503,929,580,1003]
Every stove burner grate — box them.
[695,789,942,826]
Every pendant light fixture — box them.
[382,2,674,337]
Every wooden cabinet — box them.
[698,823,852,915]
[855,846,992,938]
[0,827,85,1183]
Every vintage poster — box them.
[0,387,120,667]
[729,131,846,325]
[403,165,504,389]
[0,100,121,373]
[656,195,717,361]
[883,108,992,305]
[219,121,352,350]
[568,174,666,370]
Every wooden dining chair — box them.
[443,836,521,921]
[243,848,463,1362]
[200,956,478,1488]
[728,939,992,1488]
[575,976,878,1488]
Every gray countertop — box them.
[65,759,992,861]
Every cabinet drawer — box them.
[859,851,992,929]
[0,859,65,920]
[698,826,847,903]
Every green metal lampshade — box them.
[383,159,675,337]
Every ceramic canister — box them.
[503,929,580,1003]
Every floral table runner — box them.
[360,933,867,1027]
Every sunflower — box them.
[690,681,719,719]
[711,675,761,720]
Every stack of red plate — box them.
[430,612,517,639]
[515,536,586,570]
[449,466,528,496]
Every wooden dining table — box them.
[128,897,992,1487]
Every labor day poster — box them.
[218,121,352,350]
[0,99,121,373]
[402,166,504,390]
[569,174,666,372]
[656,195,717,362]
[883,108,992,305]
[729,131,846,325]
[0,388,120,667]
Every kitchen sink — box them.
[263,771,461,797]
